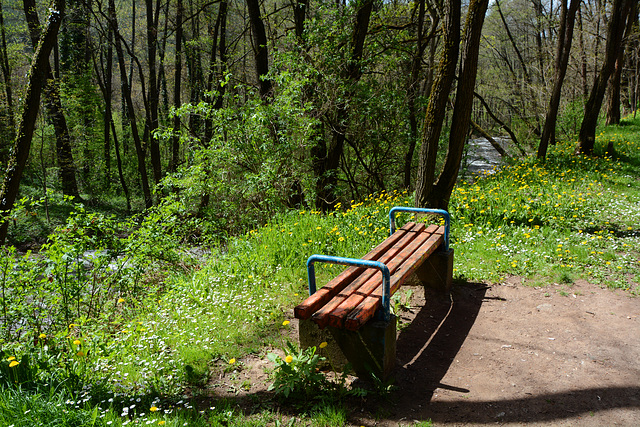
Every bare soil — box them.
[209,277,640,426]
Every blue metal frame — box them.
[389,206,450,252]
[306,254,392,322]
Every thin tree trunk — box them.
[169,0,184,173]
[110,119,131,211]
[538,0,580,159]
[146,0,162,185]
[104,20,114,187]
[246,0,273,99]
[470,119,506,156]
[313,0,373,211]
[473,90,525,155]
[23,0,80,199]
[0,0,64,245]
[576,0,635,154]
[405,0,436,189]
[0,0,15,143]
[109,0,153,208]
[577,8,589,98]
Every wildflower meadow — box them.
[1,117,639,425]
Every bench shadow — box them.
[392,280,486,400]
[384,281,640,424]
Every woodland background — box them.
[0,0,637,242]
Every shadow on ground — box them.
[373,281,640,425]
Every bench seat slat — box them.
[309,222,425,328]
[294,222,416,320]
[344,228,444,330]
[323,224,441,329]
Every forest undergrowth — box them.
[0,119,639,426]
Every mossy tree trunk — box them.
[413,0,461,209]
[0,0,65,245]
[576,0,636,155]
[414,0,489,210]
[23,0,80,199]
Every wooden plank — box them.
[294,222,415,320]
[344,228,445,331]
[310,222,425,328]
[322,225,437,329]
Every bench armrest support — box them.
[389,207,450,251]
[306,255,392,322]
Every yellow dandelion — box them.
[282,320,290,326]
[158,422,166,426]
[319,342,328,349]
[229,358,236,364]
[150,406,159,412]
[285,355,293,364]
[117,298,125,303]
[9,361,19,368]
[76,351,86,357]
[39,333,47,339]
[73,339,81,346]
[7,356,15,361]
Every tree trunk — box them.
[246,0,273,99]
[169,0,184,173]
[413,0,460,208]
[109,0,153,208]
[146,0,162,184]
[0,0,64,245]
[313,0,373,211]
[538,0,580,159]
[404,0,436,189]
[474,90,525,156]
[605,1,636,125]
[204,0,228,145]
[577,8,589,99]
[0,0,15,149]
[606,57,623,126]
[23,0,80,199]
[429,0,489,209]
[103,16,114,186]
[576,0,635,155]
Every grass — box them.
[1,117,639,425]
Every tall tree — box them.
[312,0,374,211]
[169,0,184,173]
[246,0,273,99]
[0,0,65,245]
[404,0,438,189]
[605,1,637,125]
[576,0,636,154]
[537,0,580,159]
[23,0,80,198]
[109,0,153,208]
[145,0,162,184]
[414,0,489,209]
[0,0,15,153]
[413,0,460,208]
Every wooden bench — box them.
[294,207,454,379]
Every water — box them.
[462,136,510,179]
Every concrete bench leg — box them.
[415,248,454,292]
[298,315,397,380]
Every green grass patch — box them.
[1,118,640,424]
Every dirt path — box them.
[355,278,640,426]
[213,278,640,426]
